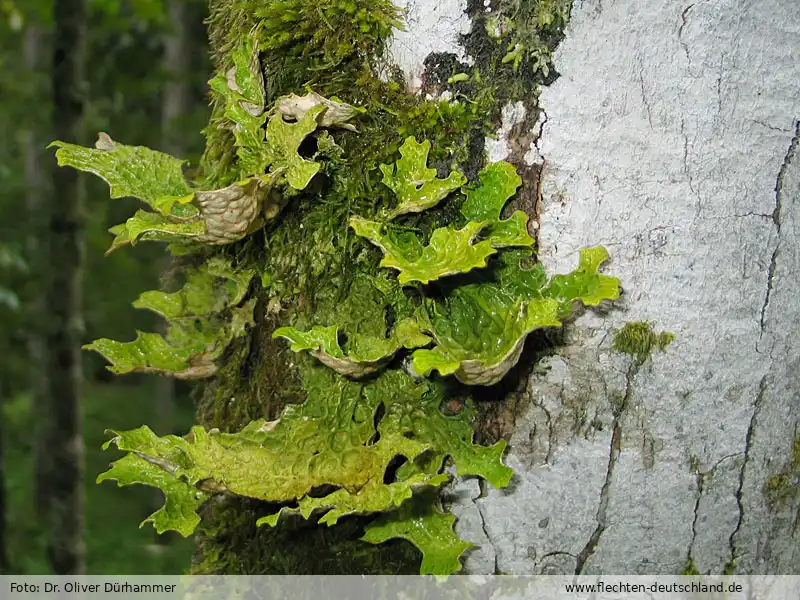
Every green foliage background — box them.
[0,0,210,574]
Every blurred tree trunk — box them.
[24,25,51,521]
[163,0,190,157]
[151,0,191,545]
[47,0,86,574]
[158,0,191,442]
[0,383,7,574]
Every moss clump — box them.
[459,0,571,110]
[763,437,800,506]
[722,559,736,575]
[681,558,701,575]
[612,321,675,366]
[190,497,421,575]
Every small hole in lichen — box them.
[411,449,439,473]
[337,331,349,349]
[383,455,409,484]
[366,402,386,445]
[297,135,318,158]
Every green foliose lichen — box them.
[53,0,602,576]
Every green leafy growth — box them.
[50,132,192,207]
[273,318,430,378]
[350,217,497,285]
[207,39,351,187]
[264,105,327,189]
[106,212,205,254]
[98,367,510,574]
[277,90,364,131]
[53,65,346,252]
[413,247,620,386]
[362,490,472,576]
[380,137,466,219]
[207,35,269,177]
[461,161,533,248]
[413,294,562,387]
[84,259,255,379]
[51,133,282,251]
[96,453,209,537]
[546,246,621,308]
[612,321,674,367]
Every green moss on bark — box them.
[763,436,800,507]
[612,321,675,367]
[191,497,420,575]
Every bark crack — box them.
[574,364,633,574]
[726,375,769,572]
[543,403,555,465]
[678,4,696,69]
[476,479,499,575]
[531,108,549,257]
[686,453,744,571]
[687,467,703,568]
[759,120,799,337]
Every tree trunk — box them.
[24,24,52,521]
[0,383,8,574]
[433,0,799,575]
[187,0,798,575]
[162,0,190,157]
[150,0,191,545]
[47,0,86,575]
[157,0,191,436]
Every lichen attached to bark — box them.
[51,0,611,576]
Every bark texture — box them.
[190,0,799,575]
[48,0,87,575]
[439,0,800,575]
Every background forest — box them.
[0,0,211,574]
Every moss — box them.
[681,558,700,575]
[722,559,736,575]
[612,321,675,367]
[763,436,800,507]
[460,0,571,111]
[190,497,420,574]
[74,0,575,575]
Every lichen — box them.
[51,0,598,576]
[612,321,675,367]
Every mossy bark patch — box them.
[612,321,675,367]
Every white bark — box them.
[391,0,800,575]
